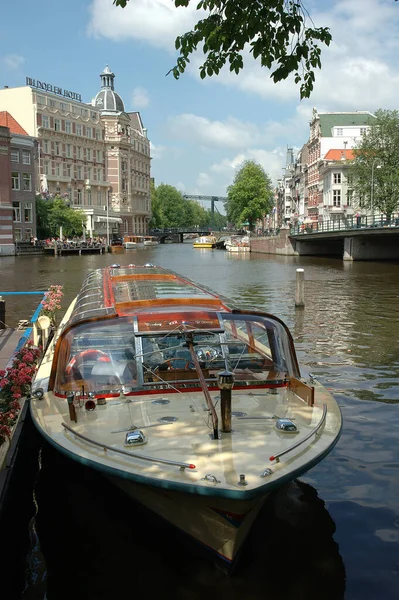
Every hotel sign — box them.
[26,77,82,102]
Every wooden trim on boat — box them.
[111,273,178,282]
[289,376,315,406]
[115,297,224,310]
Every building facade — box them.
[306,109,375,222]
[0,112,38,253]
[0,66,151,240]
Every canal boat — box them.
[143,236,160,247]
[225,235,250,252]
[30,264,342,571]
[193,235,217,248]
[123,235,145,249]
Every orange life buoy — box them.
[66,349,111,376]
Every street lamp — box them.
[371,159,382,224]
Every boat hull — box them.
[112,477,268,566]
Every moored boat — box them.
[193,235,217,248]
[30,265,342,571]
[225,235,250,252]
[123,235,145,249]
[143,236,160,247]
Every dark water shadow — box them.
[22,441,346,600]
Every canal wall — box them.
[250,229,298,256]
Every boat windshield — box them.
[52,313,298,395]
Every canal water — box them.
[1,244,399,599]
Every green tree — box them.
[351,110,399,221]
[149,181,164,229]
[225,160,273,230]
[156,184,187,227]
[36,196,86,238]
[114,0,332,99]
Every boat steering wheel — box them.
[156,358,195,371]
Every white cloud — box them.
[3,54,24,69]
[150,141,165,160]
[131,87,150,109]
[166,114,260,149]
[87,0,203,50]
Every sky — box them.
[1,0,399,205]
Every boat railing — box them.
[61,422,195,471]
[269,404,327,463]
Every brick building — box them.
[0,113,38,253]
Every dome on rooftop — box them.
[93,65,125,113]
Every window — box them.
[347,174,353,185]
[43,139,49,154]
[11,148,20,162]
[42,115,49,128]
[66,144,72,158]
[95,129,101,140]
[44,160,49,175]
[86,127,92,139]
[97,168,102,182]
[22,150,31,165]
[81,108,87,117]
[60,102,67,111]
[360,128,367,135]
[54,119,61,131]
[67,164,71,177]
[336,127,343,135]
[124,219,128,233]
[77,146,82,159]
[97,190,102,206]
[77,166,82,179]
[13,202,21,222]
[14,228,22,241]
[333,173,341,184]
[347,189,353,206]
[91,112,97,120]
[87,148,91,161]
[97,150,102,162]
[87,167,92,180]
[87,189,92,205]
[77,189,82,205]
[55,142,60,155]
[24,202,33,222]
[24,228,32,241]
[12,172,20,190]
[36,95,45,105]
[23,173,32,191]
[65,121,71,134]
[56,163,61,176]
[333,190,341,206]
[76,124,82,136]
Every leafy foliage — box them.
[36,196,87,238]
[351,110,399,219]
[149,183,225,228]
[225,160,273,229]
[113,0,332,98]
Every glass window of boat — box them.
[54,317,139,394]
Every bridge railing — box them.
[290,215,399,236]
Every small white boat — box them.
[143,236,160,247]
[31,265,342,572]
[123,235,145,249]
[225,235,250,252]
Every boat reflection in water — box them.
[29,442,345,600]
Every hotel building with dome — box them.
[0,66,151,239]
